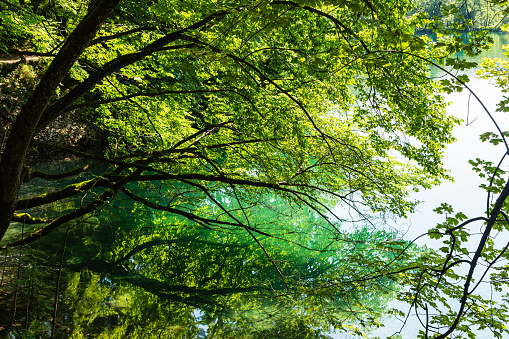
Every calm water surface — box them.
[0,163,406,338]
[372,32,509,339]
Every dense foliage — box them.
[0,0,467,242]
[409,0,509,31]
[1,0,509,338]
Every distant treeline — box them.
[408,0,509,33]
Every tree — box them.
[397,31,509,338]
[0,0,461,244]
[0,0,502,337]
[408,0,509,31]
[368,4,509,337]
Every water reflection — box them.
[0,172,416,338]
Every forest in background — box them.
[411,0,509,32]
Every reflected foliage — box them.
[1,180,418,338]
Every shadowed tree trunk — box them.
[0,0,120,242]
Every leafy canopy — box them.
[2,0,465,239]
[0,0,502,337]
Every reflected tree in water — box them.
[1,188,416,338]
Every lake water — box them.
[1,33,509,339]
[407,32,509,241]
[371,32,509,339]
[0,164,407,338]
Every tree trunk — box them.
[0,0,119,243]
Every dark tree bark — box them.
[0,0,120,242]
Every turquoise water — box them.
[0,164,410,338]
